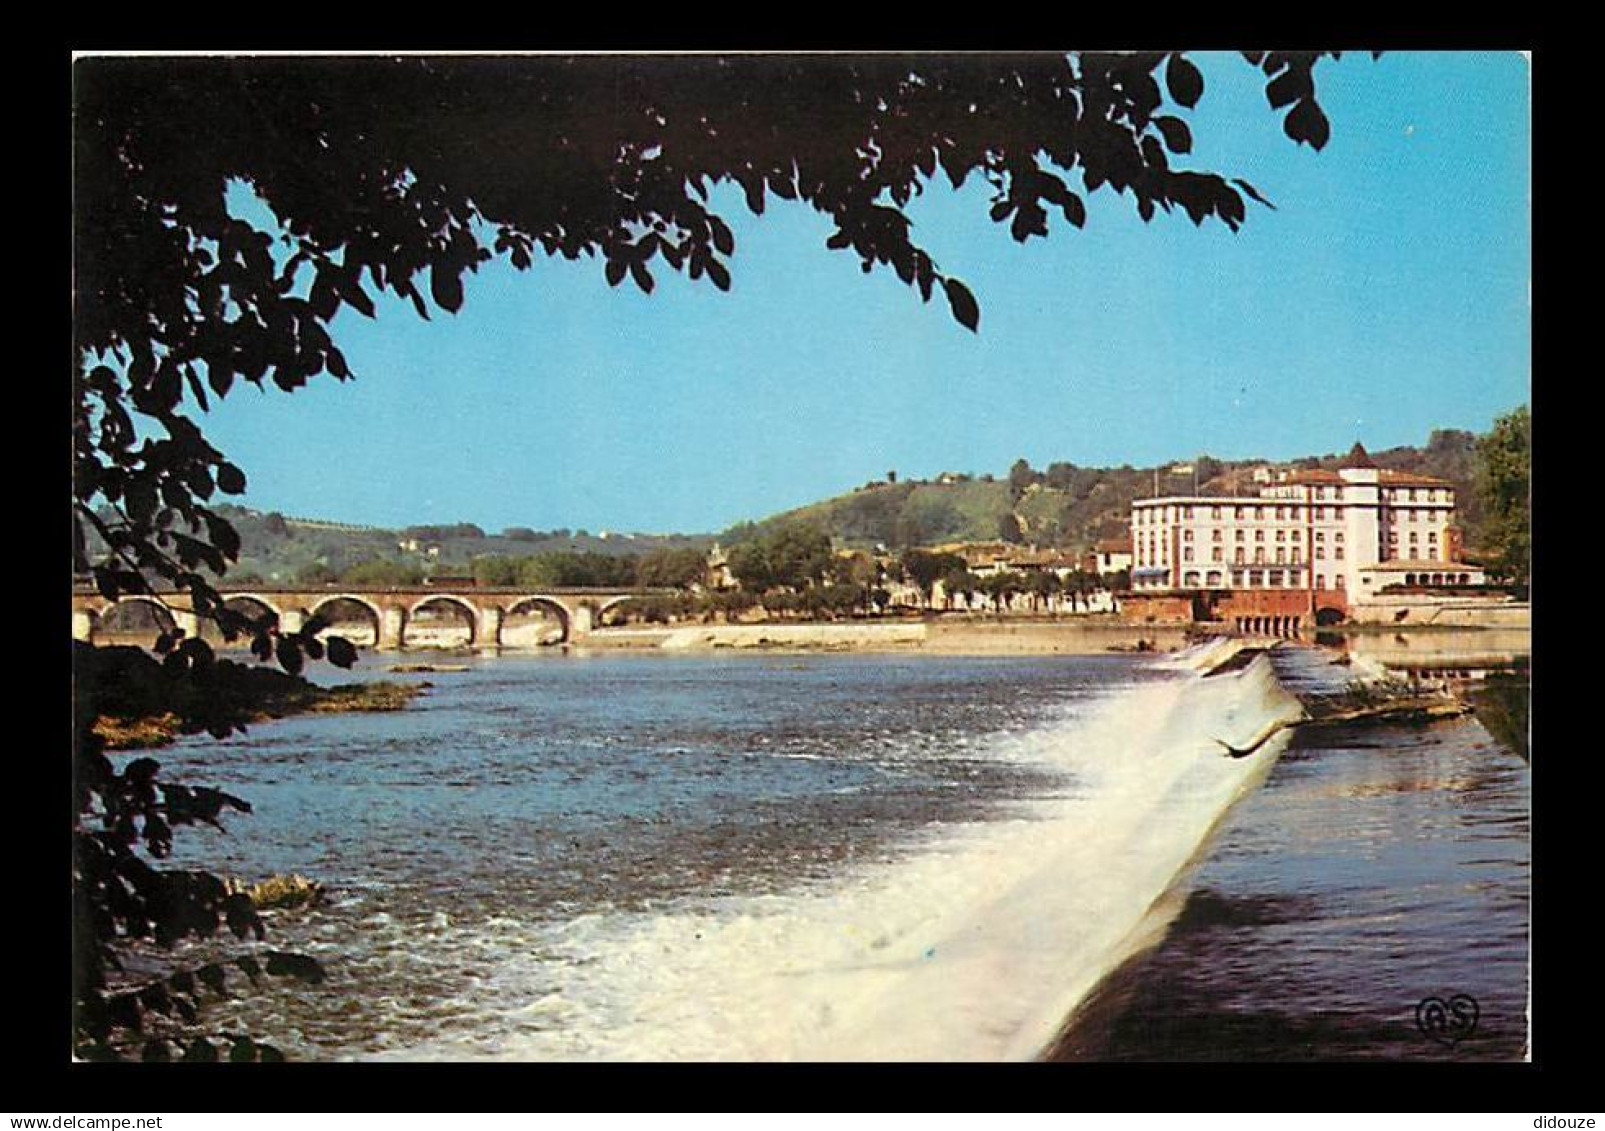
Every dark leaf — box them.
[706,259,731,292]
[1233,178,1277,210]
[275,635,304,676]
[1165,54,1204,108]
[326,635,358,668]
[943,278,979,332]
[339,268,376,318]
[1153,116,1193,155]
[216,462,247,495]
[1284,97,1331,150]
[1266,65,1313,110]
[431,264,464,313]
[605,258,626,287]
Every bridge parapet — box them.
[70,586,674,650]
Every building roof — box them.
[1343,442,1377,469]
[1377,468,1452,487]
[1283,469,1346,485]
[1094,537,1133,553]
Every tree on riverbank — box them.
[1474,405,1531,593]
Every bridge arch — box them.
[1314,606,1346,627]
[501,596,570,647]
[309,594,383,647]
[98,596,179,641]
[201,594,282,644]
[404,594,478,649]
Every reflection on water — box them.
[1054,645,1530,1062]
[1314,627,1531,674]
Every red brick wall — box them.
[1119,594,1195,623]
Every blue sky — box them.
[200,51,1530,535]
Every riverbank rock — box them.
[227,873,324,911]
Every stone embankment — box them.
[610,618,1193,655]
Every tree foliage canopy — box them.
[1474,405,1531,591]
[71,50,1357,1056]
[75,50,1351,629]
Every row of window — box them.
[1134,494,1449,525]
[1173,569,1345,590]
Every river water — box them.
[142,641,1528,1061]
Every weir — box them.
[415,638,1314,1063]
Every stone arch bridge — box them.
[71,585,672,651]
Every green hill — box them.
[80,426,1491,586]
[722,428,1486,556]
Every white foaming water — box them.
[373,654,1304,1062]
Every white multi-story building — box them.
[1129,444,1483,608]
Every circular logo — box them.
[1415,994,1480,1046]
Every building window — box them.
[1183,547,1194,562]
[1335,574,1346,588]
[1235,530,1245,542]
[1212,507,1222,520]
[1255,530,1265,542]
[1334,532,1344,543]
[1291,548,1302,564]
[1235,549,1246,564]
[1315,574,1325,589]
[1276,530,1286,542]
[1254,547,1265,564]
[1335,547,1345,560]
[1315,532,1324,542]
[1291,507,1301,521]
[1235,507,1246,520]
[1267,570,1283,587]
[1183,529,1194,542]
[1275,548,1286,564]
[1207,570,1222,586]
[1315,547,1325,560]
[1212,547,1223,562]
[1212,529,1223,541]
[1249,571,1264,587]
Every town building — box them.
[1128,444,1484,627]
[1083,537,1133,578]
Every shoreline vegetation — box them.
[76,642,425,752]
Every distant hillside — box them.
[722,428,1485,556]
[79,427,1488,587]
[171,507,714,587]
